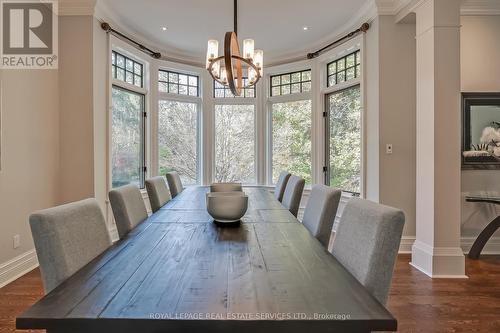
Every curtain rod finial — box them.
[101,22,111,32]
[360,22,370,32]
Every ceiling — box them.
[98,0,370,65]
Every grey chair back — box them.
[29,198,112,293]
[109,184,148,239]
[302,185,341,248]
[281,175,305,217]
[145,176,170,213]
[331,198,405,305]
[210,182,242,192]
[166,171,184,198]
[274,171,291,202]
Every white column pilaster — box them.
[411,0,466,278]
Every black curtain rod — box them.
[101,22,162,59]
[307,23,370,59]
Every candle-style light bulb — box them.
[243,39,255,60]
[254,49,263,74]
[206,39,219,69]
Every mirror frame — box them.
[462,92,500,170]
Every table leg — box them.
[468,215,500,259]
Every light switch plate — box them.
[13,234,20,249]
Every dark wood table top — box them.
[17,186,397,333]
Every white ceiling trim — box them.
[461,0,500,15]
[92,0,500,68]
[59,0,96,16]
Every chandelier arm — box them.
[208,56,261,89]
[224,32,243,96]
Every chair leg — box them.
[468,215,500,259]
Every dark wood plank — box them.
[7,255,500,333]
[17,186,397,333]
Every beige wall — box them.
[0,69,59,264]
[59,16,95,203]
[460,16,500,238]
[364,16,417,238]
[378,16,417,237]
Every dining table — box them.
[17,186,397,332]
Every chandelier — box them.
[206,0,263,96]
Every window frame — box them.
[270,69,312,97]
[109,41,149,192]
[110,84,147,188]
[112,50,144,88]
[211,78,259,185]
[318,39,365,197]
[155,63,204,185]
[326,50,361,88]
[158,69,200,97]
[266,60,313,186]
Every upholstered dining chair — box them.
[302,184,341,248]
[29,198,112,293]
[331,198,405,305]
[109,184,148,239]
[145,176,171,213]
[210,182,243,192]
[274,171,291,202]
[166,171,184,198]
[281,175,305,217]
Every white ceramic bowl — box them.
[206,191,248,224]
[210,182,243,192]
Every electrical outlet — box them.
[13,234,20,249]
[386,144,393,154]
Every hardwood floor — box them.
[1,254,499,332]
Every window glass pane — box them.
[213,79,255,98]
[126,71,133,85]
[179,74,188,85]
[272,100,312,184]
[328,85,361,193]
[159,70,199,96]
[346,67,355,80]
[117,68,125,81]
[158,100,199,185]
[215,105,255,183]
[159,82,168,92]
[337,59,345,71]
[270,70,311,96]
[272,86,280,96]
[328,75,336,87]
[111,86,144,188]
[169,83,178,94]
[302,81,311,92]
[346,54,355,68]
[112,51,143,88]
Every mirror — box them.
[462,93,500,169]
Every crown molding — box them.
[59,0,96,16]
[462,0,500,15]
[92,0,500,68]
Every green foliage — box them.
[111,87,144,188]
[272,100,312,184]
[328,86,361,193]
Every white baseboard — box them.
[0,249,39,289]
[397,236,500,255]
[461,236,500,254]
[399,236,415,253]
[411,240,467,278]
